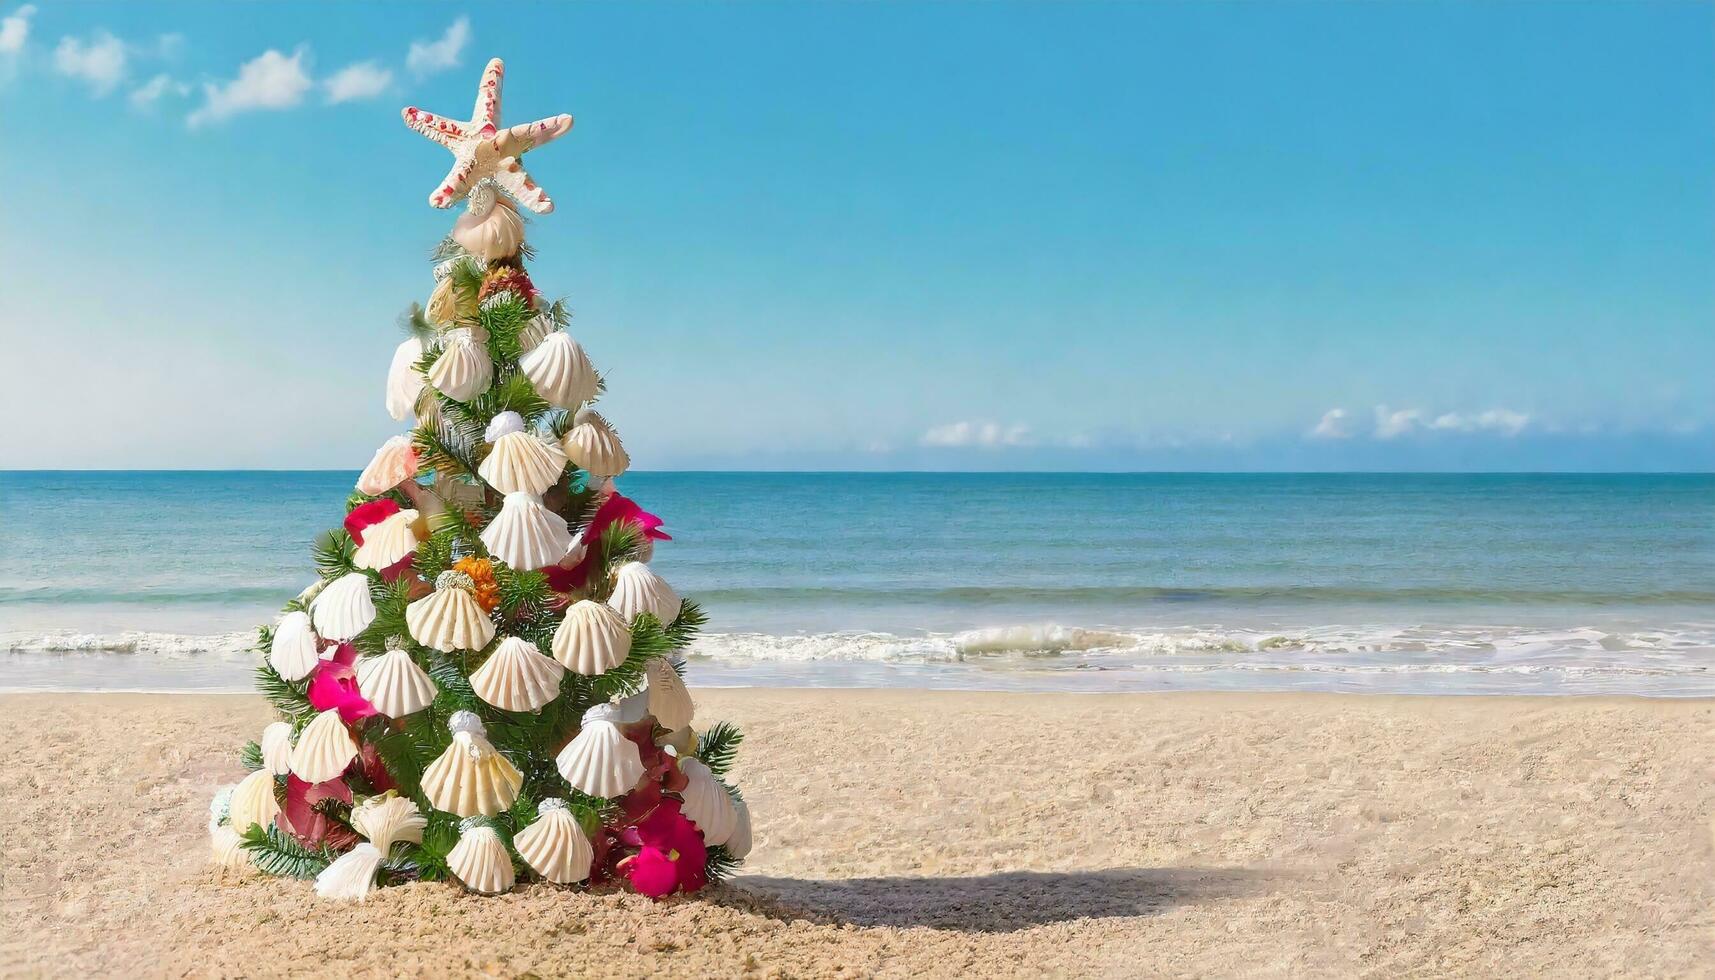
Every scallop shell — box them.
[677,757,738,845]
[550,600,633,676]
[260,721,294,775]
[726,794,754,858]
[352,508,421,571]
[356,648,438,717]
[470,636,566,713]
[357,434,421,496]
[519,332,597,409]
[386,337,426,421]
[608,561,681,625]
[518,310,557,353]
[314,842,383,902]
[427,328,493,402]
[210,825,249,869]
[480,492,573,571]
[451,196,524,261]
[351,793,428,853]
[555,703,645,798]
[227,768,280,833]
[425,274,476,326]
[478,431,568,497]
[269,610,320,682]
[644,657,694,730]
[311,572,377,641]
[405,580,496,653]
[513,799,593,884]
[421,712,523,818]
[561,409,629,478]
[448,823,516,895]
[290,709,359,784]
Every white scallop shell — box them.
[470,636,566,713]
[386,337,425,421]
[269,610,320,682]
[421,714,523,818]
[550,600,633,676]
[210,825,249,869]
[645,657,694,730]
[314,842,383,902]
[519,332,598,409]
[555,703,645,798]
[311,572,377,641]
[405,584,496,653]
[677,757,737,845]
[351,794,427,853]
[352,508,421,570]
[356,648,438,717]
[451,197,524,261]
[518,310,557,353]
[726,794,753,858]
[357,434,420,496]
[513,799,593,884]
[480,492,573,571]
[561,409,629,477]
[227,768,279,833]
[260,721,294,775]
[290,709,359,784]
[478,430,568,496]
[607,561,681,624]
[427,328,493,402]
[448,824,516,895]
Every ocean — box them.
[2,471,1712,695]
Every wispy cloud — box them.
[1427,409,1530,436]
[324,60,392,104]
[1308,408,1352,440]
[187,47,312,128]
[128,71,189,109]
[1372,406,1425,440]
[921,421,1035,449]
[406,16,469,76]
[0,4,33,57]
[54,30,127,95]
[1309,405,1534,441]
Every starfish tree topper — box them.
[401,58,574,214]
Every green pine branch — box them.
[254,663,314,721]
[240,823,336,879]
[694,721,743,779]
[239,740,264,772]
[703,844,743,883]
[312,528,357,579]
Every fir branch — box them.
[449,256,485,306]
[240,823,335,879]
[694,721,743,779]
[400,303,436,342]
[311,528,357,579]
[495,566,549,621]
[413,814,461,881]
[703,844,743,883]
[466,368,550,426]
[413,420,481,482]
[355,577,412,656]
[479,296,535,363]
[254,663,314,721]
[239,740,264,772]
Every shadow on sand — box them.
[722,866,1275,933]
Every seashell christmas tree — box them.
[209,58,750,901]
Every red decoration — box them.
[344,498,400,544]
[547,491,671,592]
[615,799,708,898]
[307,643,379,722]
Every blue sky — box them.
[0,2,1709,471]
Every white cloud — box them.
[1428,409,1531,436]
[1373,406,1425,440]
[406,16,469,76]
[324,61,392,103]
[921,421,1035,449]
[129,72,189,108]
[0,4,34,56]
[1309,408,1352,440]
[54,30,127,95]
[187,47,312,128]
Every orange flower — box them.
[453,556,500,612]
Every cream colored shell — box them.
[726,794,754,858]
[228,768,280,833]
[210,825,249,870]
[356,648,438,717]
[608,561,681,625]
[314,842,384,902]
[386,337,425,421]
[561,409,629,477]
[480,492,574,571]
[260,721,294,775]
[269,610,320,682]
[518,310,557,353]
[421,715,524,818]
[677,757,737,846]
[448,824,515,895]
[470,636,566,713]
[427,328,493,402]
[451,197,524,261]
[357,434,419,496]
[405,584,496,653]
[425,275,475,326]
[311,572,377,641]
[513,800,593,884]
[290,709,359,784]
[645,657,694,730]
[351,794,427,853]
[519,332,598,409]
[352,508,421,571]
[555,703,645,798]
[551,600,633,676]
[478,430,568,496]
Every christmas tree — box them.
[206,58,751,901]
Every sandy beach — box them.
[3,689,1711,977]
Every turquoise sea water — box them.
[2,472,1712,694]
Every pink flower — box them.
[307,643,378,722]
[279,773,358,850]
[616,799,708,898]
[547,491,671,592]
[344,498,400,544]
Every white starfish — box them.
[401,57,574,214]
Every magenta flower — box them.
[616,799,708,898]
[307,643,378,722]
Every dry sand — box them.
[2,690,1711,978]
